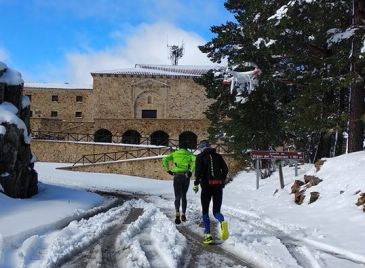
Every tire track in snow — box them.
[115,200,187,268]
[158,205,255,268]
[60,207,144,268]
[14,194,134,268]
[178,224,254,268]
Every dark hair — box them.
[179,142,188,149]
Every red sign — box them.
[250,150,304,160]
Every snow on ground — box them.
[1,151,365,267]
[115,199,186,268]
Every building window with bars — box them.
[51,111,58,117]
[76,96,83,102]
[75,112,82,118]
[52,95,58,102]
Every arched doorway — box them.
[150,131,169,146]
[94,129,112,143]
[179,131,197,149]
[122,130,141,144]
[134,91,165,119]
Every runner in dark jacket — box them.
[193,140,229,244]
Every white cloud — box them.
[62,22,214,84]
[0,47,9,62]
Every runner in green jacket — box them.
[162,143,196,224]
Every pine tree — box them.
[199,0,362,160]
[268,0,365,154]
[197,0,289,156]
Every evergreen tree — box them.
[199,0,363,160]
[197,0,289,156]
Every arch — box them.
[122,130,141,144]
[150,131,169,146]
[179,131,198,149]
[134,90,165,119]
[94,128,112,143]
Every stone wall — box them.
[23,87,94,122]
[30,118,209,146]
[93,118,210,142]
[30,118,95,134]
[64,157,169,180]
[61,154,244,180]
[31,140,153,163]
[91,75,212,120]
[31,140,245,180]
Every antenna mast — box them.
[167,42,184,65]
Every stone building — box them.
[24,64,216,148]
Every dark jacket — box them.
[194,148,229,188]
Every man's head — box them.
[197,140,210,150]
[179,141,188,150]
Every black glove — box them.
[186,171,192,179]
[167,170,174,175]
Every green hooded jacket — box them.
[162,149,196,174]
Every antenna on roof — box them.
[167,41,184,66]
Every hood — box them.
[199,147,216,156]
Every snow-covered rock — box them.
[0,62,38,198]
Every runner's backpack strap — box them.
[208,154,224,186]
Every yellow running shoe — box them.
[203,233,214,245]
[221,221,229,240]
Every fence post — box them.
[278,161,285,189]
[295,161,298,176]
[255,159,260,189]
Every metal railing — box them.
[72,147,174,166]
[72,144,231,166]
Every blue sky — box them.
[0,0,233,84]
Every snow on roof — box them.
[92,64,222,77]
[24,82,92,90]
[0,61,24,86]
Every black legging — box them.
[173,173,190,214]
[201,186,223,215]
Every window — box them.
[142,110,157,118]
[26,95,32,101]
[51,111,58,117]
[75,112,82,118]
[52,95,58,102]
[29,111,33,117]
[147,96,152,104]
[76,96,83,102]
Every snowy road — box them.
[5,190,365,268]
[59,192,253,268]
